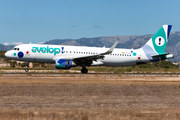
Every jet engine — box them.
[55,59,76,69]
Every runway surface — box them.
[1,72,180,77]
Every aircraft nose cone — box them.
[5,51,11,58]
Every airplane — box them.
[5,25,174,73]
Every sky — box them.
[0,0,180,45]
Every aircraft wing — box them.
[52,42,118,66]
[99,41,118,55]
[72,42,118,66]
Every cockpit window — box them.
[13,48,20,51]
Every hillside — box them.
[0,44,14,51]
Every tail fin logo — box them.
[155,37,165,46]
[142,25,172,61]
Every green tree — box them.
[10,61,17,67]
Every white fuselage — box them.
[5,44,150,67]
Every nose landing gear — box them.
[25,62,29,72]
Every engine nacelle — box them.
[55,59,74,69]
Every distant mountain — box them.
[166,31,180,61]
[0,44,14,51]
[1,31,180,61]
[44,35,152,49]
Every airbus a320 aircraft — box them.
[5,25,174,73]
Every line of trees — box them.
[134,60,178,68]
[0,51,6,58]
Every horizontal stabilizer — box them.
[151,53,174,59]
[151,53,169,58]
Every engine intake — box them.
[55,59,74,69]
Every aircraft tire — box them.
[25,68,29,72]
[81,68,88,73]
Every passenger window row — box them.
[64,51,131,56]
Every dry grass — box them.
[0,75,180,119]
[0,109,180,120]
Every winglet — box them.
[100,41,118,55]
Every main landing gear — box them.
[81,67,88,73]
[25,62,29,72]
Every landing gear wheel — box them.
[81,68,88,73]
[25,68,29,72]
[25,62,30,72]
